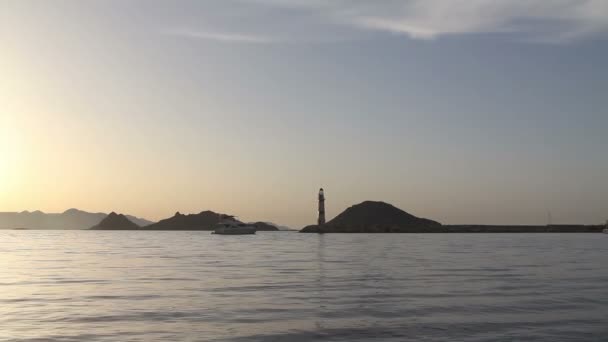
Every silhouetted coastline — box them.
[0,204,602,232]
[300,224,603,233]
[300,201,603,233]
[0,209,152,230]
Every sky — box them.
[1,0,607,227]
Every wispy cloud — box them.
[349,0,608,42]
[239,0,608,43]
[163,28,276,44]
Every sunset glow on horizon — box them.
[2,0,607,227]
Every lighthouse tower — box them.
[318,188,326,226]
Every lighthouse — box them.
[318,188,326,226]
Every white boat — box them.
[213,217,256,235]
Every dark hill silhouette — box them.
[300,201,442,233]
[142,211,231,230]
[90,212,140,230]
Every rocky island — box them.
[140,211,279,231]
[301,201,443,233]
[141,211,225,230]
[300,200,604,233]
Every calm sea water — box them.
[1,231,607,342]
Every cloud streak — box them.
[241,0,608,43]
[349,0,608,42]
[163,28,276,44]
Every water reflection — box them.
[315,234,326,334]
[0,231,607,342]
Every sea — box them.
[1,231,607,342]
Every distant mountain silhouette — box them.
[249,222,280,231]
[141,211,231,230]
[90,212,140,230]
[300,201,442,233]
[0,209,153,230]
[124,214,154,227]
[249,221,293,231]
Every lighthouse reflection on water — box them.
[316,188,327,331]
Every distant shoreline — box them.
[4,225,603,233]
[300,224,604,233]
[1,205,605,233]
[442,224,603,233]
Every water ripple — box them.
[0,231,607,341]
